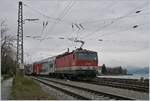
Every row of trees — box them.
[1,20,17,76]
[101,64,107,74]
[101,64,127,75]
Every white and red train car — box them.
[31,48,99,80]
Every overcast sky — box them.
[0,0,149,68]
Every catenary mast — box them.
[17,1,24,73]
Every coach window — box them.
[50,63,53,68]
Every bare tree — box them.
[1,20,16,75]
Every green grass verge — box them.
[10,75,56,100]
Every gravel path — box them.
[1,78,13,100]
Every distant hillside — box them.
[127,67,149,74]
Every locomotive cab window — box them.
[76,52,98,61]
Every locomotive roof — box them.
[74,48,97,53]
[56,48,97,58]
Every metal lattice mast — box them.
[17,1,24,66]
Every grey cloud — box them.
[1,0,149,67]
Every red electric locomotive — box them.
[32,48,99,80]
[55,48,98,80]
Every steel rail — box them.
[37,77,134,100]
[32,77,91,100]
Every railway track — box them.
[82,78,149,93]
[31,77,149,100]
[31,77,148,100]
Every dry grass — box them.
[10,75,56,100]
